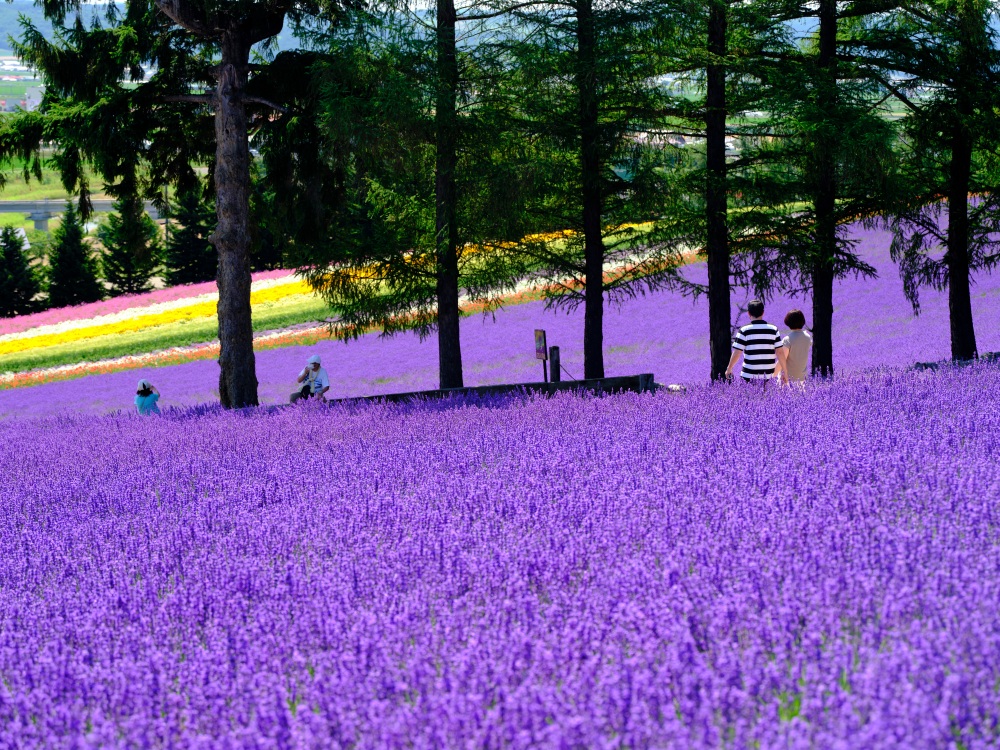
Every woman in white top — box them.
[778,309,812,384]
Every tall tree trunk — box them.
[214,31,259,407]
[577,0,605,380]
[705,0,730,381]
[435,0,463,389]
[947,104,977,360]
[811,0,837,378]
[810,254,834,376]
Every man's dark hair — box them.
[784,309,806,329]
[748,299,765,318]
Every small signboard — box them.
[534,329,548,360]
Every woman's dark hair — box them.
[784,309,806,329]
[137,387,153,397]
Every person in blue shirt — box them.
[135,379,161,415]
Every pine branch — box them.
[458,1,549,22]
[165,94,215,104]
[244,95,288,114]
[869,73,922,113]
[153,0,212,38]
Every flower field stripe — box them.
[0,295,331,375]
[0,272,307,345]
[0,224,683,374]
[0,225,661,340]
[0,277,312,355]
[0,289,224,342]
[0,324,330,389]
[0,284,563,386]
[0,258,651,379]
[0,268,294,337]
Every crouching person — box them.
[290,354,330,403]
[135,380,161,415]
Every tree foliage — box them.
[99,194,163,296]
[164,186,216,285]
[0,0,358,406]
[258,6,539,388]
[47,202,103,309]
[2,0,995,387]
[859,0,1000,360]
[0,226,41,317]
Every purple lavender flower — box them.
[0,362,998,747]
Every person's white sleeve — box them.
[318,370,330,389]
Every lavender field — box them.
[1,225,998,418]
[1,364,999,748]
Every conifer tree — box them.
[163,187,216,285]
[265,5,543,390]
[0,226,40,317]
[704,0,731,382]
[3,0,360,407]
[99,194,162,296]
[654,0,792,379]
[748,0,897,377]
[658,0,898,378]
[851,0,1000,361]
[504,0,684,379]
[47,203,103,308]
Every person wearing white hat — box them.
[135,379,161,415]
[290,354,330,403]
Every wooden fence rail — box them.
[327,373,659,406]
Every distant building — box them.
[24,86,43,111]
[12,227,29,250]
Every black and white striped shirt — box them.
[732,319,784,379]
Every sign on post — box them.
[534,330,548,383]
[535,329,548,360]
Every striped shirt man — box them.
[731,319,784,380]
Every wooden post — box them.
[163,185,170,247]
[549,346,561,383]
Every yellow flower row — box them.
[0,279,314,357]
[480,224,651,250]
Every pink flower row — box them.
[0,270,292,337]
